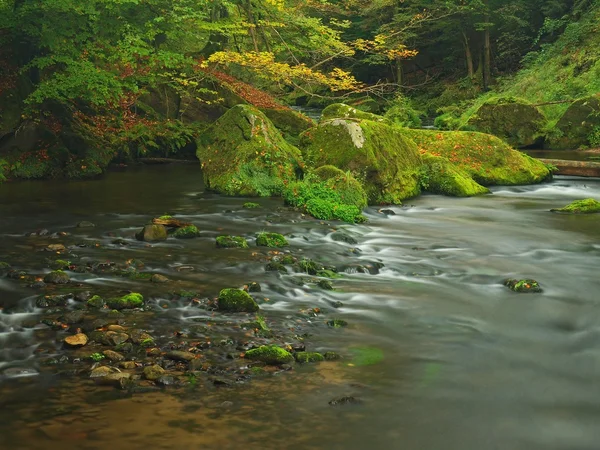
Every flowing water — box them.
[1,165,599,450]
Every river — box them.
[1,164,599,449]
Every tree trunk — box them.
[482,1,491,90]
[246,0,260,52]
[396,57,403,87]
[462,31,474,78]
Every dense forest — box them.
[0,0,599,184]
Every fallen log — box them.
[152,218,192,228]
[539,158,600,178]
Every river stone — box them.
[74,291,92,302]
[61,311,85,325]
[36,294,71,308]
[64,333,88,347]
[120,361,137,369]
[95,372,132,389]
[129,329,153,344]
[76,221,96,228]
[89,366,115,378]
[135,224,167,242]
[43,270,70,284]
[166,351,195,362]
[46,244,66,252]
[102,350,125,362]
[504,278,542,293]
[331,232,358,245]
[104,331,129,346]
[150,274,170,283]
[107,324,127,333]
[328,396,362,406]
[217,288,259,313]
[143,364,166,381]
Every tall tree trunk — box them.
[396,57,403,87]
[462,31,474,78]
[482,0,491,90]
[246,0,260,52]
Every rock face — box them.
[217,288,259,313]
[405,129,550,187]
[261,107,315,141]
[547,95,600,149]
[196,105,304,197]
[136,224,167,242]
[466,98,546,148]
[300,117,422,205]
[550,198,600,214]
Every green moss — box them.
[317,279,334,290]
[465,98,546,148]
[242,315,272,337]
[321,103,390,123]
[0,262,11,271]
[196,105,304,197]
[405,129,550,186]
[256,232,288,248]
[245,345,293,365]
[173,225,201,239]
[324,351,341,361]
[280,255,296,265]
[317,269,341,279]
[295,258,324,275]
[349,347,384,366]
[504,278,542,293]
[49,259,71,270]
[383,96,423,128]
[294,352,325,363]
[300,118,422,204]
[261,107,315,143]
[87,295,105,308]
[90,352,105,362]
[140,338,156,348]
[327,319,348,328]
[216,235,249,248]
[106,293,144,310]
[217,288,259,312]
[550,198,600,214]
[243,202,261,209]
[419,154,490,197]
[158,215,173,220]
[548,96,600,149]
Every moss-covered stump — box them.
[547,95,600,149]
[465,98,546,148]
[420,154,490,197]
[504,279,542,293]
[216,235,249,248]
[550,198,600,214]
[217,288,259,312]
[256,232,288,248]
[196,105,304,197]
[173,225,201,239]
[300,119,422,204]
[136,224,167,242]
[406,129,550,186]
[261,107,315,141]
[245,345,293,365]
[321,103,390,124]
[106,293,144,310]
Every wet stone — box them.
[102,350,125,362]
[156,376,176,386]
[64,333,88,347]
[95,372,132,389]
[107,325,127,333]
[104,331,129,346]
[119,361,137,369]
[46,244,66,252]
[150,274,170,283]
[43,270,70,284]
[74,291,92,302]
[36,294,72,308]
[129,330,153,344]
[61,311,85,325]
[77,221,96,228]
[143,364,166,381]
[89,366,115,378]
[331,232,358,245]
[166,351,195,362]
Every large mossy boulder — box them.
[547,95,600,149]
[196,105,303,197]
[321,103,390,124]
[217,288,259,312]
[465,98,546,148]
[261,107,315,141]
[550,198,600,214]
[420,154,490,197]
[299,119,422,204]
[405,129,550,186]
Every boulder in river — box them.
[294,352,325,363]
[143,364,166,381]
[43,270,70,284]
[217,288,259,312]
[196,104,304,197]
[550,198,600,214]
[245,345,294,365]
[106,293,144,310]
[465,97,546,148]
[299,113,422,204]
[216,235,249,248]
[136,224,167,242]
[547,95,600,149]
[172,225,201,239]
[256,232,288,248]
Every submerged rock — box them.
[245,345,293,365]
[106,293,144,310]
[196,104,303,197]
[294,352,325,363]
[136,224,167,242]
[87,295,105,308]
[150,274,170,283]
[173,225,201,239]
[166,350,195,362]
[217,288,259,312]
[76,221,96,228]
[43,270,70,284]
[504,278,542,293]
[550,198,600,214]
[216,235,249,248]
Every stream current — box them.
[0,165,599,449]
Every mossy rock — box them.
[196,105,304,197]
[49,259,71,270]
[242,315,272,337]
[216,235,249,248]
[405,129,550,186]
[294,258,324,275]
[420,154,490,197]
[300,118,422,204]
[265,261,288,273]
[173,225,201,239]
[217,288,259,312]
[548,95,600,149]
[243,202,261,209]
[261,107,315,141]
[321,103,390,124]
[465,98,546,148]
[106,293,144,310]
[245,345,293,365]
[504,278,542,293]
[135,224,167,242]
[312,165,368,209]
[256,232,288,248]
[43,270,70,284]
[327,319,348,328]
[294,352,325,363]
[87,295,105,308]
[550,198,600,214]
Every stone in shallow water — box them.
[64,333,88,347]
[150,274,170,283]
[135,224,167,242]
[504,278,542,293]
[103,350,125,362]
[43,270,70,284]
[166,351,195,362]
[143,364,166,381]
[76,221,96,228]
